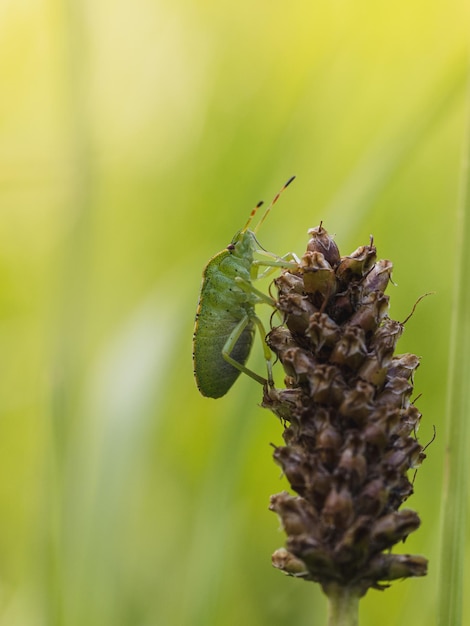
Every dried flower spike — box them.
[263,224,428,601]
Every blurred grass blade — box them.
[325,62,467,235]
[437,71,470,626]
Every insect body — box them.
[193,177,296,398]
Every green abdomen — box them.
[194,308,255,398]
[193,248,256,398]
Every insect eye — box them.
[227,243,236,251]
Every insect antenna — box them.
[240,201,264,234]
[253,175,296,234]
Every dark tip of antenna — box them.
[285,175,296,187]
[256,201,264,208]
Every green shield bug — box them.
[193,177,297,398]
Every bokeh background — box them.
[1,0,469,624]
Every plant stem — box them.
[325,584,360,626]
[437,71,470,626]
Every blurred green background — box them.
[0,0,468,624]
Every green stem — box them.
[325,584,360,626]
[437,69,470,626]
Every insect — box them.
[193,177,297,398]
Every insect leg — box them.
[222,315,267,386]
[252,251,300,280]
[251,314,274,387]
[234,276,276,306]
[235,276,284,327]
[256,249,301,264]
